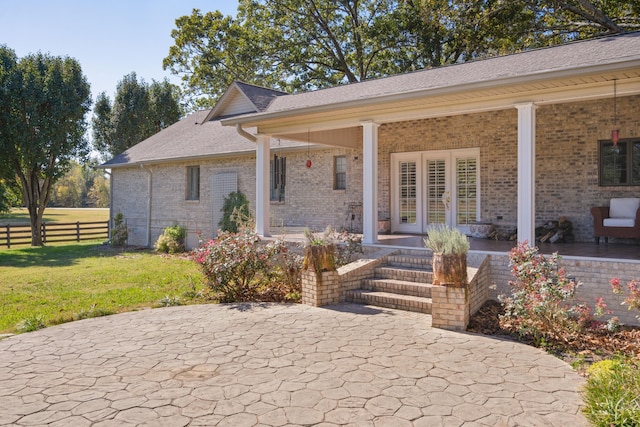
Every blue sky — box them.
[0,1,239,103]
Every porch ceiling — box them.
[272,127,362,148]
[227,71,640,142]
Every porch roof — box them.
[222,32,640,133]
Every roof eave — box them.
[221,58,640,127]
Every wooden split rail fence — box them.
[0,221,109,248]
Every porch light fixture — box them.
[611,79,620,146]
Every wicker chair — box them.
[591,198,640,244]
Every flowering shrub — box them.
[193,229,301,303]
[499,242,584,341]
[610,278,640,320]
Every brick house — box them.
[104,32,640,248]
[103,32,640,325]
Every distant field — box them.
[0,208,109,225]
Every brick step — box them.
[362,278,433,298]
[345,290,432,314]
[374,266,433,284]
[385,255,433,270]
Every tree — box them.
[164,0,638,109]
[87,174,110,208]
[0,46,92,246]
[50,162,85,207]
[92,72,182,158]
[0,179,21,214]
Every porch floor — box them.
[377,234,640,261]
[270,228,640,261]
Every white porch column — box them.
[256,134,271,237]
[515,102,537,244]
[362,121,379,245]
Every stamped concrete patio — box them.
[0,303,587,426]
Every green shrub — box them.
[424,224,469,255]
[301,227,363,273]
[219,191,252,233]
[110,211,128,246]
[155,225,186,254]
[193,229,300,303]
[582,357,640,426]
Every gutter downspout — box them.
[141,164,153,247]
[105,170,112,240]
[236,124,257,143]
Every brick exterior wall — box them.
[113,95,639,247]
[487,254,640,326]
[377,94,640,242]
[111,147,362,248]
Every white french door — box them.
[391,149,479,234]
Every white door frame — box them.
[391,148,480,234]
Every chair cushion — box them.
[604,218,636,227]
[609,198,640,219]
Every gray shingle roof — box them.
[100,110,304,168]
[234,81,287,112]
[230,31,640,119]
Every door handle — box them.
[441,191,451,211]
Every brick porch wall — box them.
[487,254,640,326]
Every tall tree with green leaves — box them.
[0,46,92,246]
[164,0,419,109]
[92,72,182,157]
[164,0,637,110]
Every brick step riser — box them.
[362,279,432,299]
[374,268,433,284]
[385,256,432,270]
[346,291,432,314]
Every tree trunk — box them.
[432,253,467,287]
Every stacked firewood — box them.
[536,216,574,243]
[487,229,518,241]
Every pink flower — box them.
[610,277,622,294]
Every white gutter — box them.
[104,169,112,240]
[235,124,257,143]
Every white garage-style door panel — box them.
[391,149,480,234]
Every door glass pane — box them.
[426,159,446,224]
[399,162,417,224]
[456,158,477,225]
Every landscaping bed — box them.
[468,300,640,367]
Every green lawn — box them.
[0,207,109,225]
[0,243,207,334]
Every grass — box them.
[0,242,207,334]
[582,358,640,426]
[0,207,109,225]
